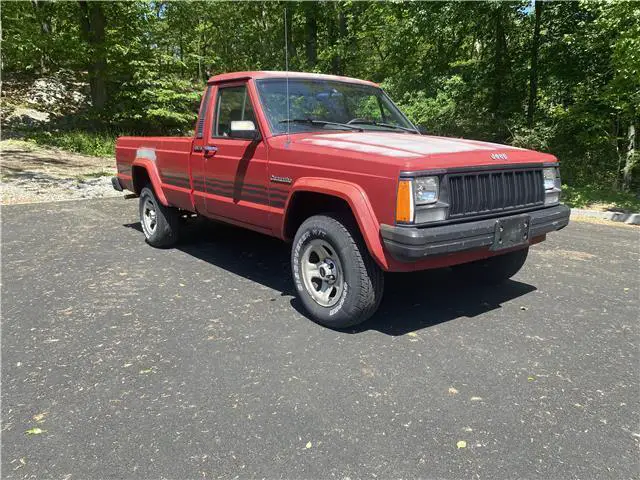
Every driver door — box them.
[204,83,269,230]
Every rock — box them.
[5,107,50,127]
[26,77,87,110]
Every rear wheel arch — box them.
[132,165,151,194]
[130,160,169,206]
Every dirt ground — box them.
[0,139,119,205]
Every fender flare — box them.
[284,177,388,269]
[131,158,169,206]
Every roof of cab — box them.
[207,71,379,87]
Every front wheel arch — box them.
[282,180,389,270]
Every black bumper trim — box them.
[380,204,570,261]
[111,176,124,192]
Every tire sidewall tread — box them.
[292,213,383,328]
[139,187,180,248]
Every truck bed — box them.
[115,136,194,210]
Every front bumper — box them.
[380,204,570,261]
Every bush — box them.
[562,184,640,212]
[25,130,118,157]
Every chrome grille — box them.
[448,169,545,218]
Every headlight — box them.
[543,167,559,190]
[396,176,443,224]
[543,166,561,205]
[414,176,439,205]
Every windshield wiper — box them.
[279,118,364,132]
[346,120,419,134]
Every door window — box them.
[213,85,256,137]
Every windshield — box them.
[255,78,416,135]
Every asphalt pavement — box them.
[2,198,638,479]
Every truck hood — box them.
[290,131,555,170]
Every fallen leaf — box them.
[305,441,312,449]
[32,412,47,423]
[139,368,153,374]
[25,427,46,435]
[448,387,459,395]
[528,375,536,382]
[12,458,26,471]
[470,396,482,401]
[456,440,467,449]
[407,332,418,337]
[520,306,528,311]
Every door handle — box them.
[203,145,218,157]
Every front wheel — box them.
[291,214,384,329]
[139,186,181,248]
[452,247,529,284]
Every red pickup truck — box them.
[113,71,569,328]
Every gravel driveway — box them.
[1,198,638,479]
[0,140,118,204]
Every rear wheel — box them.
[453,247,529,284]
[139,186,181,248]
[292,214,384,328]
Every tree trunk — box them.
[179,31,184,78]
[335,5,347,75]
[285,4,296,68]
[527,0,543,127]
[32,0,52,73]
[78,1,107,111]
[305,4,317,68]
[328,4,338,74]
[622,123,637,191]
[490,4,509,141]
[491,5,507,117]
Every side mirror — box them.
[230,120,260,140]
[417,125,428,135]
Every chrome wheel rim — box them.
[141,198,158,237]
[300,239,344,307]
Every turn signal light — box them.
[396,179,414,223]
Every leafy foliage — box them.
[562,184,640,212]
[1,0,638,192]
[25,130,117,157]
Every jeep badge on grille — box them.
[491,153,509,161]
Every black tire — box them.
[291,214,384,328]
[453,247,529,285]
[139,186,181,248]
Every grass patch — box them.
[562,184,640,213]
[25,130,118,157]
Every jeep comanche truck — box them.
[113,71,570,328]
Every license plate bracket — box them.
[491,215,531,251]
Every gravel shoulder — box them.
[0,139,119,205]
